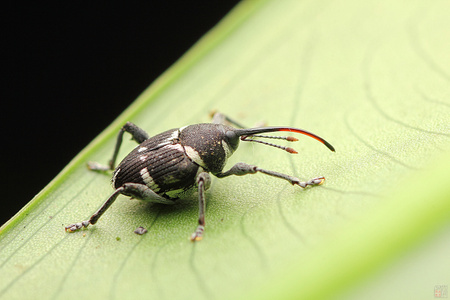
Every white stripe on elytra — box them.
[112,168,120,185]
[140,167,157,188]
[165,144,184,152]
[153,129,180,149]
[169,129,180,139]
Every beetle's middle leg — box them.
[215,162,325,188]
[190,172,211,242]
[88,122,150,171]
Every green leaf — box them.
[1,0,449,299]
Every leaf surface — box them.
[1,0,449,299]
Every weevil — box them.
[65,112,335,241]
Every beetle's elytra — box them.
[65,112,335,241]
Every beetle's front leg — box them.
[211,111,246,128]
[88,122,150,171]
[190,172,211,242]
[215,162,325,188]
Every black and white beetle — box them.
[65,112,335,241]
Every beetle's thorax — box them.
[180,123,239,174]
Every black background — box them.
[1,2,240,226]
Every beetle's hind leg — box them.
[65,187,125,232]
[65,182,175,233]
[190,172,211,242]
[215,162,325,188]
[88,122,150,171]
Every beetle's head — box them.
[232,126,335,153]
[179,124,242,174]
[180,123,334,174]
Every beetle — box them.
[65,112,335,241]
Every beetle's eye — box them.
[225,130,239,151]
[225,130,236,139]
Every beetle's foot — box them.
[297,176,325,188]
[87,161,110,172]
[65,221,90,232]
[134,226,148,235]
[190,225,204,242]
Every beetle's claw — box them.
[65,221,90,232]
[297,176,325,188]
[65,224,79,232]
[190,225,204,242]
[311,176,325,186]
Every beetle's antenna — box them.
[242,137,298,154]
[234,126,335,152]
[241,135,299,154]
[247,134,299,142]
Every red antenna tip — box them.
[285,147,298,154]
[286,136,298,142]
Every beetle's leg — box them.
[65,186,125,232]
[211,111,246,128]
[120,183,176,205]
[88,122,150,171]
[211,111,266,128]
[65,183,174,233]
[190,172,211,242]
[215,162,325,188]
